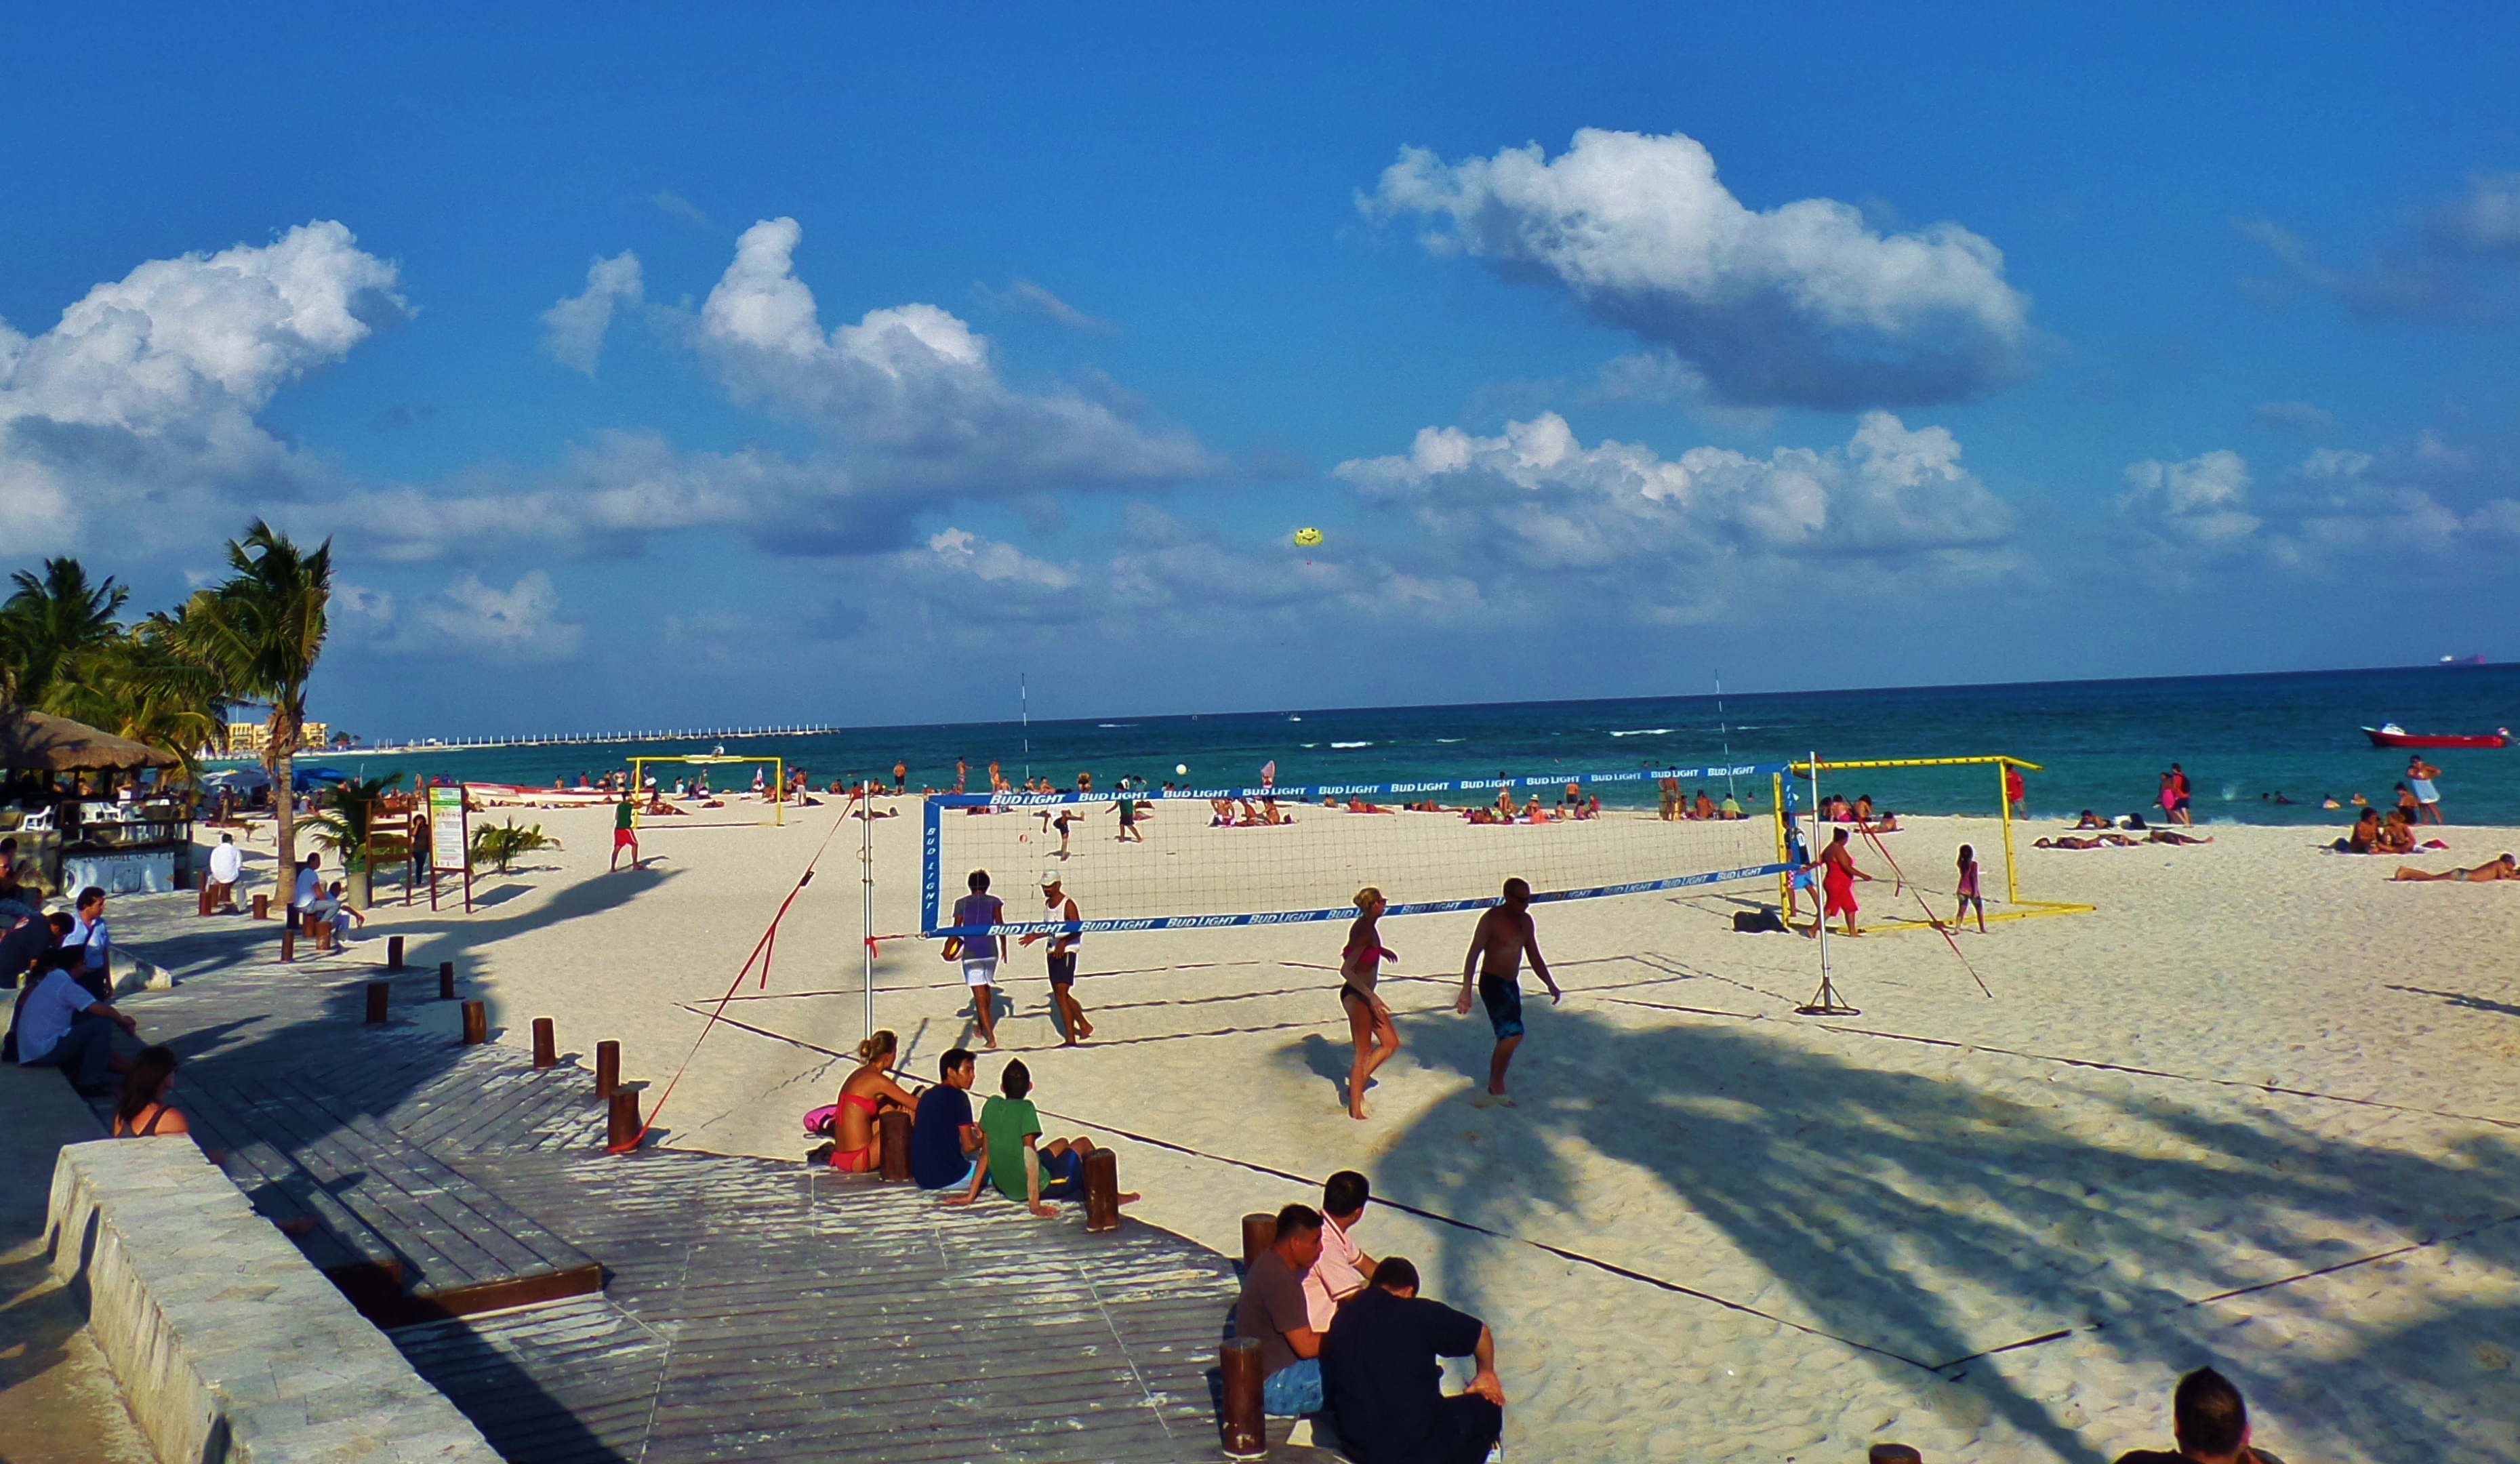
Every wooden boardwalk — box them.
[99,897,1317,1463]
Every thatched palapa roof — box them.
[0,708,181,772]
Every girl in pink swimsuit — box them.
[1340,888,1402,1120]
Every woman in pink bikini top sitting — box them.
[830,1030,918,1173]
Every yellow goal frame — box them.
[626,754,786,827]
[1785,754,2094,931]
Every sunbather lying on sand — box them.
[2392,854,2520,882]
[2146,829,2212,845]
[2035,834,2136,849]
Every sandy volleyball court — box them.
[347,798,2520,1461]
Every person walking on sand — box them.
[1821,828,1872,937]
[893,761,907,793]
[611,793,639,871]
[1340,888,1402,1120]
[1020,875,1093,1044]
[2005,764,2026,817]
[951,871,1007,1050]
[2169,763,2194,826]
[1455,878,1560,1105]
[2407,755,2445,824]
[1952,844,1987,933]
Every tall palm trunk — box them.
[268,701,300,878]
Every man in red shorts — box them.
[610,792,640,871]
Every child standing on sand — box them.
[1953,845,1986,933]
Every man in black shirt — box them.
[908,1048,983,1190]
[2113,1366,2285,1464]
[1323,1256,1503,1464]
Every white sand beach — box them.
[302,800,2520,1461]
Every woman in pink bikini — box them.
[1340,887,1402,1120]
[828,1030,917,1173]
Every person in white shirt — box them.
[66,887,110,994]
[207,834,245,914]
[289,853,321,929]
[1303,1169,1382,1333]
[311,880,365,948]
[13,964,137,1093]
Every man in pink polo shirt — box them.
[1304,1169,1381,1333]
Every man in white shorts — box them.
[950,870,1007,1049]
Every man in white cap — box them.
[1020,874,1092,1045]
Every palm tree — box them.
[307,772,403,907]
[168,522,332,874]
[76,611,235,784]
[0,558,129,711]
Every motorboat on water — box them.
[2362,723,2511,750]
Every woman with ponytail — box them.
[829,1030,918,1173]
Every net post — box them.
[775,758,784,827]
[919,794,942,937]
[1771,772,1789,908]
[1998,758,2020,905]
[863,782,876,1042]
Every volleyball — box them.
[1176,763,1189,775]
[1293,527,1324,547]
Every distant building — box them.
[221,720,330,755]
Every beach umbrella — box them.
[0,708,180,772]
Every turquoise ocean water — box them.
[296,664,2520,828]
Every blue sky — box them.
[5,5,2517,737]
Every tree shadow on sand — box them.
[1364,1005,2520,1461]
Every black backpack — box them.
[1732,907,1788,934]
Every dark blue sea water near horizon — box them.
[300,664,2520,828]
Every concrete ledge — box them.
[110,957,176,998]
[46,1138,499,1464]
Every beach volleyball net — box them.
[921,764,1791,937]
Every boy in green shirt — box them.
[948,1059,1134,1218]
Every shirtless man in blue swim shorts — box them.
[1455,878,1560,1106]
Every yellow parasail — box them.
[1293,527,1324,547]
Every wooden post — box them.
[606,1091,642,1154]
[877,1110,913,1181]
[365,981,389,1024]
[438,960,455,1000]
[594,1040,619,1099]
[1220,1336,1267,1461]
[279,922,295,962]
[1082,1147,1120,1232]
[387,935,405,971]
[531,1017,557,1068]
[251,893,268,920]
[1240,1213,1278,1269]
[460,1000,487,1045]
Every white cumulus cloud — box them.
[1339,409,2014,567]
[2120,450,2262,548]
[0,221,403,554]
[540,251,643,375]
[694,218,1216,495]
[2119,436,2520,572]
[333,569,582,662]
[1365,129,2034,409]
[418,571,583,661]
